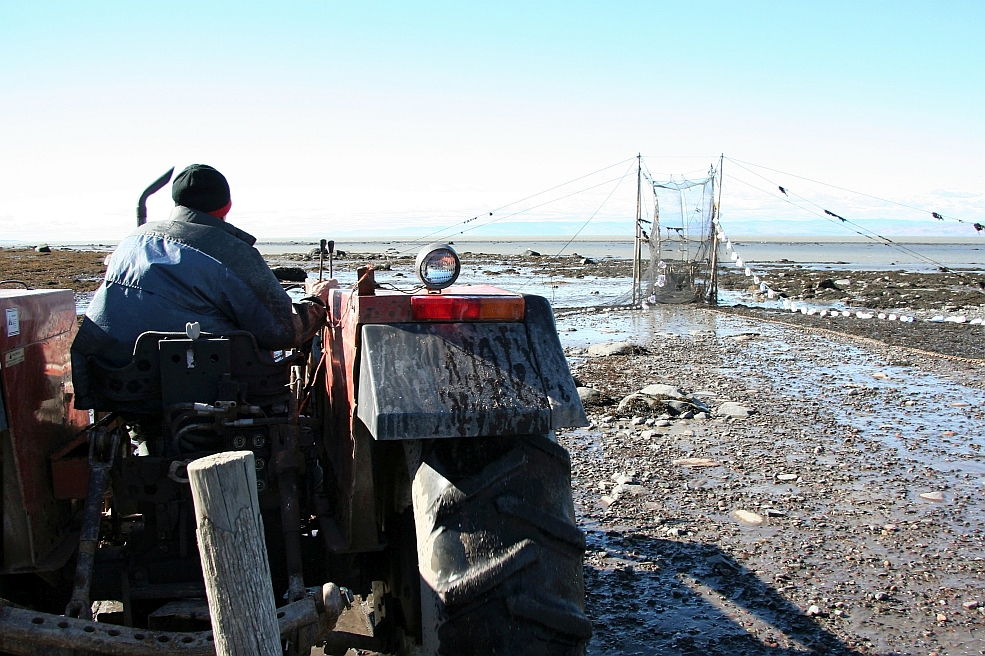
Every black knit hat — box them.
[171,164,231,213]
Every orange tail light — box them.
[410,295,525,322]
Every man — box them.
[71,164,334,409]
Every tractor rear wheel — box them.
[411,433,590,656]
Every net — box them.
[642,168,716,304]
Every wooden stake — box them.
[188,451,280,656]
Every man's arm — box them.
[290,279,337,345]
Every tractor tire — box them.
[411,433,590,656]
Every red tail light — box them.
[410,295,525,322]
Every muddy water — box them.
[557,307,985,655]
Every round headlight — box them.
[415,243,461,290]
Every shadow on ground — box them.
[584,531,863,656]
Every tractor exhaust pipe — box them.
[137,167,175,227]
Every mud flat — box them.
[558,306,985,656]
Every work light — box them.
[415,243,461,290]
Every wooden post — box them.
[187,451,281,656]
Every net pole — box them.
[710,154,725,304]
[633,153,642,306]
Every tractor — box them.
[0,203,590,654]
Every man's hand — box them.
[306,278,339,304]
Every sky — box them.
[1,1,982,243]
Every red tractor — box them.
[0,238,590,654]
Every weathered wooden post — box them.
[187,451,281,656]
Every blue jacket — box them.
[71,206,323,409]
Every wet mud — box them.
[718,267,985,314]
[559,307,985,655]
[0,248,108,303]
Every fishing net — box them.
[642,169,716,304]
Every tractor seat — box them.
[86,330,300,415]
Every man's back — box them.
[70,164,329,410]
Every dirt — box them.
[559,307,985,655]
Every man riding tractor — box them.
[0,164,591,655]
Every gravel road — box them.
[558,307,985,656]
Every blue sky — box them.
[1,1,982,241]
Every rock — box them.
[270,266,307,282]
[613,483,645,497]
[34,243,51,253]
[694,412,709,420]
[639,383,686,400]
[733,510,765,526]
[655,419,671,427]
[673,458,720,468]
[919,491,944,502]
[616,393,658,414]
[576,387,603,404]
[834,279,851,286]
[874,592,889,601]
[817,279,841,291]
[523,249,541,257]
[587,341,633,357]
[630,416,645,425]
[664,400,689,413]
[717,402,752,418]
[806,604,823,617]
[776,473,798,482]
[872,371,890,380]
[962,600,979,610]
[612,472,638,485]
[936,613,947,623]
[640,430,655,440]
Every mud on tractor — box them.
[0,238,591,654]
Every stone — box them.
[576,387,602,404]
[639,383,686,400]
[919,491,944,502]
[874,592,889,601]
[587,341,634,357]
[806,605,822,617]
[640,430,655,440]
[665,400,690,413]
[655,419,671,427]
[34,243,51,253]
[936,613,947,623]
[717,402,752,418]
[523,249,541,257]
[962,600,979,610]
[630,416,645,425]
[733,510,765,526]
[612,472,638,485]
[776,473,798,482]
[616,393,658,414]
[673,458,720,468]
[872,371,890,380]
[613,483,645,497]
